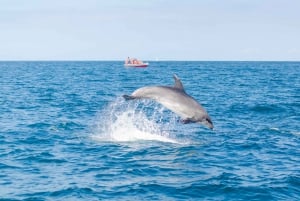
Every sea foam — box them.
[93,97,178,143]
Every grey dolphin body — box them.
[123,75,213,129]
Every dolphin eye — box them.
[206,118,212,124]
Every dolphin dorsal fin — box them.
[173,74,185,91]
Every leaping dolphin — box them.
[123,74,213,129]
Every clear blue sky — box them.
[1,0,299,61]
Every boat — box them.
[124,57,149,68]
[124,63,149,68]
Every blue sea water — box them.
[0,61,299,200]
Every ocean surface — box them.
[0,61,299,200]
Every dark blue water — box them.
[0,61,299,200]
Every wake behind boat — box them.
[124,57,149,68]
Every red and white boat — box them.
[124,57,149,68]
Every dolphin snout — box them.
[203,118,214,130]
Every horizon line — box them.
[0,59,300,62]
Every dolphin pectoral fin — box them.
[123,95,136,100]
[180,118,193,124]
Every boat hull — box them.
[124,63,149,68]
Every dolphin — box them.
[123,74,213,129]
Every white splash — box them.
[92,97,179,143]
[290,131,300,136]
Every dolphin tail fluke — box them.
[123,95,136,100]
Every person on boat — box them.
[132,58,138,64]
[125,57,131,64]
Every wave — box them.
[92,97,180,144]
